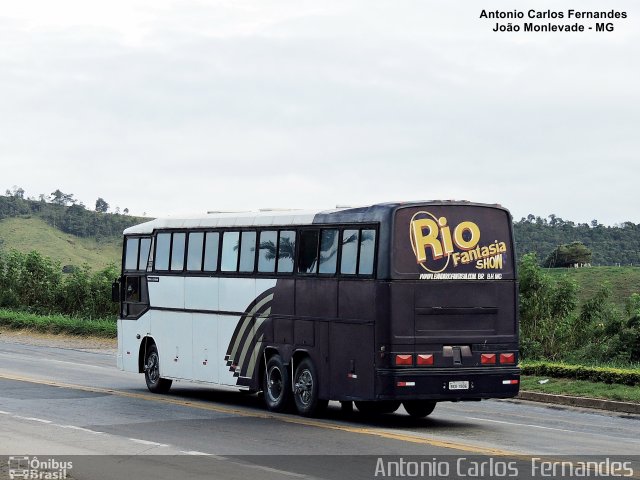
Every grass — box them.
[546,266,640,311]
[0,216,121,270]
[0,309,116,338]
[521,375,640,403]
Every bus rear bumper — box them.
[375,366,520,401]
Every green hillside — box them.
[547,266,640,311]
[0,217,121,270]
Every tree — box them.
[7,186,25,199]
[50,189,76,206]
[95,197,109,213]
[543,242,592,268]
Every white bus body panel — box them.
[118,313,151,373]
[118,275,277,388]
[152,309,193,380]
[192,313,219,383]
[185,277,219,311]
[149,276,184,309]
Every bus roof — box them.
[123,201,508,235]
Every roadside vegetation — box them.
[0,309,116,337]
[0,249,118,320]
[519,254,640,402]
[519,253,640,365]
[520,376,640,403]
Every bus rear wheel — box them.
[263,354,292,412]
[144,345,172,394]
[355,400,401,415]
[293,358,327,417]
[403,400,436,418]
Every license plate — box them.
[449,381,469,390]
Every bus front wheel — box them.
[263,354,292,412]
[144,345,172,394]
[403,400,436,418]
[293,358,328,417]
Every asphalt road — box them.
[0,339,639,479]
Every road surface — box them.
[0,337,638,479]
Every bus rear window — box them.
[393,206,514,280]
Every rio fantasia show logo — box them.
[409,211,508,273]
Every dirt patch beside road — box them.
[0,327,116,354]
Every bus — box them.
[115,201,519,418]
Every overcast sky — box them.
[1,0,638,224]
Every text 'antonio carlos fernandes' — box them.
[374,457,635,478]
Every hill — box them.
[547,266,640,312]
[513,216,640,266]
[0,217,121,270]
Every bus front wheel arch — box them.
[138,337,155,373]
[143,344,172,394]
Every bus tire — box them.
[403,400,436,418]
[355,400,401,415]
[144,345,172,394]
[293,358,328,417]
[263,354,292,412]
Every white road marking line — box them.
[464,416,640,443]
[129,438,169,447]
[180,451,213,456]
[243,463,309,478]
[52,424,104,435]
[12,415,52,424]
[465,416,579,433]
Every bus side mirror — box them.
[112,280,120,303]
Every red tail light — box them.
[500,353,515,364]
[395,354,413,366]
[417,354,434,366]
[481,353,496,364]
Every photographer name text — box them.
[480,9,628,33]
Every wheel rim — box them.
[146,352,160,384]
[267,365,284,402]
[294,368,313,406]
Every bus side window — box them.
[125,276,141,303]
[340,229,359,275]
[171,233,186,271]
[187,232,204,271]
[139,238,151,271]
[125,238,139,270]
[297,230,319,274]
[358,229,376,275]
[204,232,220,271]
[318,229,339,274]
[221,231,240,272]
[277,231,296,273]
[258,230,277,273]
[155,233,171,271]
[239,231,257,272]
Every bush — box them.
[518,254,640,365]
[521,362,640,386]
[518,253,578,360]
[0,309,116,337]
[0,249,117,319]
